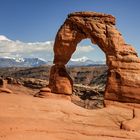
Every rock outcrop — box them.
[72,84,104,109]
[49,64,73,95]
[0,78,13,94]
[34,87,51,98]
[49,11,140,104]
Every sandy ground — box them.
[0,85,140,140]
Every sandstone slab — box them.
[0,93,140,140]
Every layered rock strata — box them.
[49,11,140,103]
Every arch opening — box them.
[70,39,106,63]
[67,39,108,109]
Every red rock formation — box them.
[34,87,51,98]
[0,78,13,94]
[49,11,140,103]
[49,64,73,95]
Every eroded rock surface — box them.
[49,64,73,95]
[0,93,140,140]
[49,11,140,104]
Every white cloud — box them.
[76,45,94,52]
[0,35,103,61]
[0,36,54,60]
[0,35,11,41]
[71,45,96,60]
[71,56,89,62]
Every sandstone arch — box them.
[49,12,140,103]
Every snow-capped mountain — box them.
[0,35,106,67]
[0,57,48,67]
[0,56,105,67]
[68,56,105,66]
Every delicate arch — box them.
[49,12,140,103]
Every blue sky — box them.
[0,0,140,61]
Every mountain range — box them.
[0,35,105,67]
[0,56,105,67]
[68,56,105,67]
[0,57,47,67]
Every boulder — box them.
[40,87,51,92]
[0,88,13,94]
[34,87,51,98]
